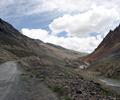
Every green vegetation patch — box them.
[48,85,64,95]
[63,96,72,100]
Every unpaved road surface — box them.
[0,61,59,100]
[0,61,18,100]
[99,78,120,94]
[100,78,120,87]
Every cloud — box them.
[44,35,102,53]
[0,0,92,17]
[21,28,102,53]
[49,6,120,37]
[1,0,120,17]
[21,28,49,40]
[0,0,42,17]
[40,0,92,13]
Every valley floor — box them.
[0,60,119,100]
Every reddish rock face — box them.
[82,25,120,63]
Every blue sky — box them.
[1,0,120,52]
[2,11,59,30]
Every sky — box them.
[0,0,120,53]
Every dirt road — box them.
[0,61,59,100]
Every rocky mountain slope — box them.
[0,18,118,99]
[82,25,120,79]
[0,18,84,64]
[82,25,120,63]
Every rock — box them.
[76,90,82,94]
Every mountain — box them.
[0,18,84,64]
[82,25,120,63]
[82,25,120,79]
